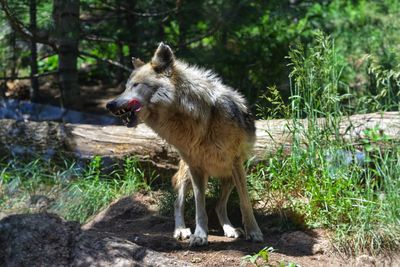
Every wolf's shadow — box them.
[85,193,325,257]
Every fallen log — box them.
[0,112,399,172]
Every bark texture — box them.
[53,0,81,108]
[30,0,39,100]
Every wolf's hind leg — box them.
[216,180,244,238]
[232,160,264,242]
[173,160,192,240]
[189,167,209,247]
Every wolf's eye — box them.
[133,83,139,87]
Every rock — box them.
[30,195,53,211]
[82,195,151,230]
[278,230,330,255]
[0,212,80,266]
[355,254,376,267]
[0,212,191,267]
[0,212,7,221]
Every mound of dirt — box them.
[0,211,190,267]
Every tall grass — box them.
[53,156,153,223]
[0,156,152,223]
[253,31,400,255]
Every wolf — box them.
[106,43,263,246]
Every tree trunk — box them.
[29,0,39,101]
[177,0,187,49]
[116,42,124,83]
[124,1,136,58]
[53,0,80,108]
[0,72,6,98]
[10,29,17,80]
[0,112,399,173]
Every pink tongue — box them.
[127,99,142,112]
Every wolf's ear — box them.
[151,42,174,73]
[132,57,145,69]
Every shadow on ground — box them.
[83,193,332,264]
[0,193,337,267]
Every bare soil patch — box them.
[81,193,353,267]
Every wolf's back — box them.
[174,60,255,135]
[216,94,256,137]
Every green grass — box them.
[251,32,400,255]
[52,156,154,223]
[251,141,400,255]
[0,156,152,223]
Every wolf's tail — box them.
[172,160,191,190]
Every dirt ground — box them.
[80,193,397,267]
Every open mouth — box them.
[112,99,142,128]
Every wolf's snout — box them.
[106,101,117,112]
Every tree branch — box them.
[98,1,179,18]
[177,20,222,49]
[79,51,132,72]
[0,71,58,81]
[0,0,56,50]
[121,7,178,17]
[84,34,119,44]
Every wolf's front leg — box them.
[189,167,209,247]
[173,161,192,240]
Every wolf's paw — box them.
[223,225,244,238]
[174,227,192,240]
[189,234,208,247]
[246,229,264,242]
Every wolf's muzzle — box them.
[106,98,142,128]
[106,101,118,112]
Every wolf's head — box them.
[106,43,176,127]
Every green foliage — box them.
[119,156,155,193]
[241,246,275,267]
[250,33,400,255]
[256,86,290,119]
[1,0,398,112]
[38,55,59,72]
[241,246,300,267]
[357,56,400,112]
